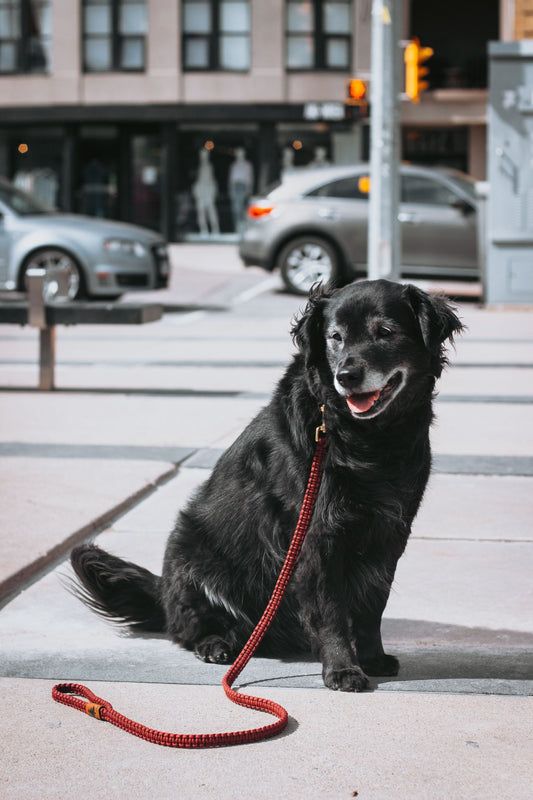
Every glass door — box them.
[131,134,163,231]
[78,126,120,219]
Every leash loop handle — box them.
[52,683,112,720]
[52,435,327,748]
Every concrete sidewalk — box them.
[0,245,532,799]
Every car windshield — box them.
[0,181,52,215]
[448,173,477,201]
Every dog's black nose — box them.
[336,363,365,389]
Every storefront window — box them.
[176,130,256,240]
[0,0,52,74]
[7,128,64,208]
[286,0,351,71]
[182,0,250,71]
[277,125,333,174]
[83,0,147,72]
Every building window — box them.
[82,0,147,73]
[182,0,251,71]
[409,0,498,89]
[286,0,351,70]
[0,0,52,74]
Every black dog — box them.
[71,279,463,691]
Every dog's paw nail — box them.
[194,637,234,664]
[323,667,370,692]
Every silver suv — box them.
[239,163,478,294]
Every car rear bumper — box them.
[239,251,271,270]
[238,237,273,271]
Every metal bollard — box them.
[26,267,56,391]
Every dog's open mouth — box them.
[345,370,406,419]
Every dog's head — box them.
[292,279,464,422]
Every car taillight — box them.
[247,204,275,218]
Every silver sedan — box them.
[0,177,169,301]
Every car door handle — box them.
[398,212,418,223]
[318,207,339,220]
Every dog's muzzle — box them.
[335,367,408,419]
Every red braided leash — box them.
[52,433,328,748]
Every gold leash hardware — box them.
[315,404,327,441]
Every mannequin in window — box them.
[229,148,254,234]
[309,146,330,168]
[282,146,295,174]
[192,149,220,236]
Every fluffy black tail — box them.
[70,544,166,633]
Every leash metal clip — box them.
[315,404,326,442]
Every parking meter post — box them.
[39,327,56,391]
[26,267,56,391]
[26,268,46,329]
[368,0,401,281]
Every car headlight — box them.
[103,238,147,258]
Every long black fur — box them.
[71,279,463,691]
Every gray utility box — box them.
[486,41,533,304]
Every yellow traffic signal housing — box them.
[404,37,433,103]
[346,78,369,117]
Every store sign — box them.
[303,102,346,121]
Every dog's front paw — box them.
[194,635,234,664]
[361,653,400,677]
[323,665,370,692]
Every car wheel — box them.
[278,236,340,295]
[21,248,84,302]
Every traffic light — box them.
[346,78,369,116]
[404,37,433,103]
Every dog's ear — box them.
[405,285,465,377]
[291,283,331,360]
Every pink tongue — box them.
[347,391,380,414]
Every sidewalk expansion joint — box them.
[0,443,197,462]
[0,460,185,609]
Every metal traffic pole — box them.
[368,0,402,281]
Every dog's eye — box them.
[329,331,343,342]
[377,325,393,338]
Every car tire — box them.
[20,248,85,302]
[278,236,340,295]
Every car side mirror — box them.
[450,197,475,216]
